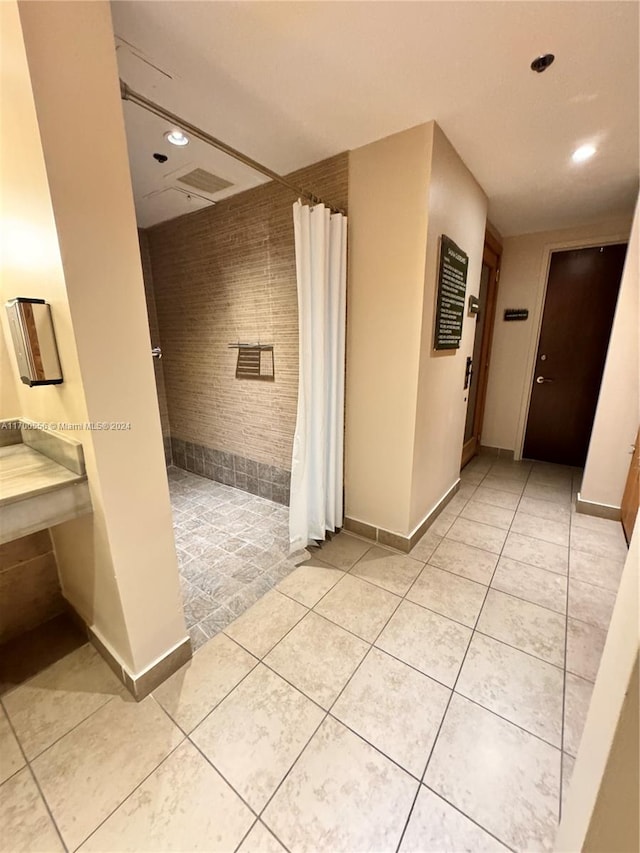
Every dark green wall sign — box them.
[434,235,469,350]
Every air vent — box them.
[177,168,233,195]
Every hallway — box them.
[0,456,629,852]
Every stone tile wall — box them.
[171,437,291,505]
[144,153,348,480]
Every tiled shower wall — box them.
[139,230,171,464]
[143,153,348,497]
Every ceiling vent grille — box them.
[177,168,233,195]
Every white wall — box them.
[482,217,632,454]
[581,200,639,509]
[410,124,487,531]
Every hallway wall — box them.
[555,527,639,852]
[581,200,639,509]
[346,122,487,540]
[481,216,632,455]
[145,154,347,502]
[410,124,487,532]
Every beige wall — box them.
[482,217,632,454]
[555,527,639,852]
[0,0,130,654]
[346,124,433,534]
[581,201,639,509]
[0,328,20,418]
[2,0,186,676]
[346,123,487,536]
[410,124,488,531]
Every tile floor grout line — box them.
[157,649,263,738]
[249,551,414,773]
[471,626,567,671]
[558,478,578,822]
[0,642,118,703]
[271,569,347,610]
[253,708,330,828]
[221,598,310,664]
[391,462,500,851]
[327,700,425,782]
[0,698,69,852]
[232,817,261,853]
[231,818,293,853]
[251,563,420,841]
[481,548,572,579]
[297,557,572,670]
[277,475,579,670]
[203,464,597,740]
[188,460,596,852]
[394,596,495,841]
[450,688,563,751]
[68,732,190,852]
[13,458,607,852]
[26,761,69,853]
[147,694,286,839]
[185,733,263,823]
[3,691,121,766]
[469,582,567,616]
[395,459,552,853]
[421,782,519,853]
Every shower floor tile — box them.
[167,467,298,646]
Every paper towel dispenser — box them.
[5,298,63,386]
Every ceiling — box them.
[112,1,639,235]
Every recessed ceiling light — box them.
[164,129,189,147]
[572,144,597,164]
[530,54,555,73]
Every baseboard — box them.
[344,478,460,554]
[478,445,516,460]
[575,493,622,521]
[64,599,192,700]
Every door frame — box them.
[514,232,630,460]
[621,428,639,543]
[461,228,502,467]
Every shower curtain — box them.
[289,200,348,552]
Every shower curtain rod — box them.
[120,81,344,215]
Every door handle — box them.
[536,376,554,384]
[464,357,473,390]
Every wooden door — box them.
[621,429,639,544]
[461,232,500,467]
[523,244,627,466]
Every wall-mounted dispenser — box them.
[5,298,63,386]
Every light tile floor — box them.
[168,467,299,652]
[0,457,629,852]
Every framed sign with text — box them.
[433,235,469,350]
